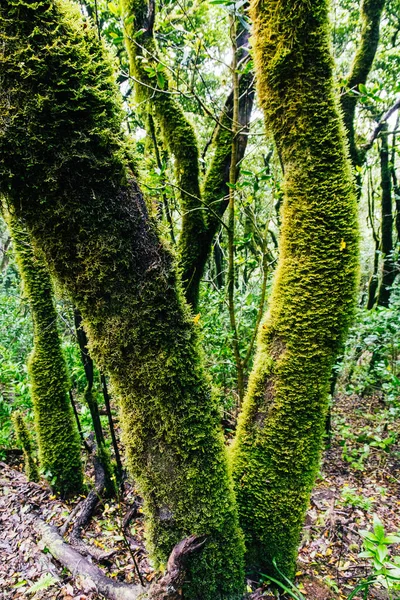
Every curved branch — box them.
[340,0,386,168]
[362,96,400,152]
[121,0,205,304]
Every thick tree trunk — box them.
[0,3,244,598]
[5,216,83,497]
[230,0,359,580]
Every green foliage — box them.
[352,515,400,598]
[0,256,33,457]
[340,486,374,511]
[340,295,400,404]
[27,574,59,595]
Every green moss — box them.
[6,216,83,497]
[0,2,244,597]
[230,0,359,580]
[11,410,40,482]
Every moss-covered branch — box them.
[0,2,244,597]
[341,0,386,168]
[6,216,83,497]
[122,0,254,309]
[121,0,205,304]
[230,0,359,579]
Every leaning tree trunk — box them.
[5,216,83,497]
[0,2,244,599]
[230,0,359,580]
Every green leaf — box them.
[373,515,386,542]
[359,83,368,94]
[27,574,58,594]
[383,535,400,544]
[156,72,165,90]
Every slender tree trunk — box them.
[11,410,40,482]
[340,0,386,175]
[377,124,396,306]
[101,374,123,482]
[5,216,83,497]
[74,309,116,496]
[0,3,244,598]
[230,0,359,579]
[366,168,380,309]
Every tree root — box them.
[60,500,83,536]
[35,518,207,600]
[69,453,117,562]
[149,534,207,600]
[34,519,146,600]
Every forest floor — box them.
[0,392,399,600]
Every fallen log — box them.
[35,518,207,600]
[34,519,146,600]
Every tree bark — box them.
[231,0,359,580]
[0,3,244,598]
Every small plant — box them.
[27,573,58,595]
[341,486,374,511]
[261,559,306,600]
[350,515,400,599]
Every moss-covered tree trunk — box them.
[230,0,359,579]
[0,2,244,598]
[6,216,83,497]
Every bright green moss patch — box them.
[6,216,83,497]
[0,2,244,597]
[230,0,359,580]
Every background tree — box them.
[4,214,83,497]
